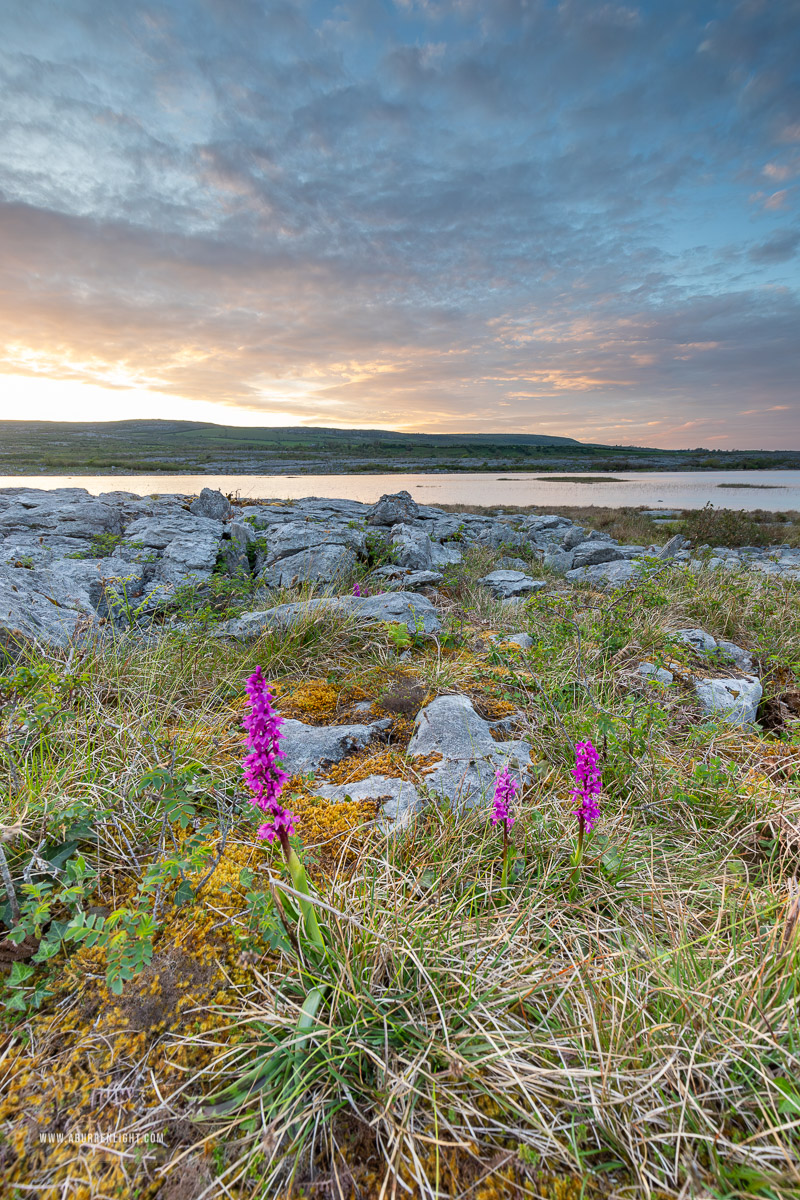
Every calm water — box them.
[1,471,799,511]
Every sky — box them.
[0,0,799,449]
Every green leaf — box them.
[775,1079,800,1115]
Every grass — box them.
[440,502,800,550]
[1,542,800,1198]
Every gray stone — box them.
[353,590,441,634]
[477,570,546,599]
[279,717,391,776]
[313,775,423,833]
[522,515,572,532]
[430,542,463,568]
[157,532,222,583]
[190,488,231,522]
[495,556,531,571]
[369,567,443,589]
[259,544,357,589]
[124,511,224,550]
[409,694,497,759]
[367,490,419,526]
[391,523,434,571]
[473,524,524,552]
[219,590,441,640]
[715,639,755,673]
[638,662,674,685]
[0,562,98,650]
[221,520,255,575]
[656,534,689,560]
[543,548,575,574]
[261,520,366,564]
[566,560,640,588]
[675,628,718,654]
[562,527,587,550]
[491,632,534,650]
[642,510,680,519]
[571,542,625,569]
[408,694,531,812]
[693,676,762,725]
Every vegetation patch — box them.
[1,546,799,1199]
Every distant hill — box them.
[0,419,797,474]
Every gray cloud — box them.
[0,0,798,446]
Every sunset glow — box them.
[1,1,798,447]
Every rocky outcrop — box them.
[219,590,441,640]
[407,695,531,812]
[477,570,546,599]
[366,490,419,526]
[279,716,391,775]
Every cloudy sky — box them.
[0,0,798,448]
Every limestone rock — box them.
[656,533,689,560]
[259,544,357,589]
[571,542,625,569]
[566,560,640,588]
[124,512,224,550]
[313,776,423,833]
[261,521,366,564]
[0,562,97,651]
[430,542,462,567]
[477,570,546,599]
[219,590,441,640]
[638,662,674,685]
[693,676,762,725]
[190,488,231,522]
[408,695,531,812]
[279,717,391,776]
[543,548,575,574]
[367,491,419,526]
[391,523,433,571]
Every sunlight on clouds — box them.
[0,374,291,426]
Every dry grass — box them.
[1,555,799,1198]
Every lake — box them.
[1,470,799,511]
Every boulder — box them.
[562,527,587,550]
[369,566,443,589]
[491,632,534,650]
[408,695,531,812]
[638,662,673,685]
[220,520,255,575]
[675,628,717,654]
[477,570,546,599]
[367,491,419,527]
[522,515,572,532]
[391,523,434,571]
[566,560,640,588]
[430,542,462,568]
[260,520,366,564]
[693,676,762,726]
[313,776,423,833]
[219,590,441,640]
[259,544,357,589]
[571,542,625,569]
[0,562,97,650]
[279,716,391,776]
[124,512,224,550]
[543,548,575,574]
[158,533,222,583]
[190,488,231,522]
[656,533,689,560]
[495,556,531,572]
[353,590,441,634]
[675,628,754,673]
[473,525,525,552]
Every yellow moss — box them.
[278,679,341,721]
